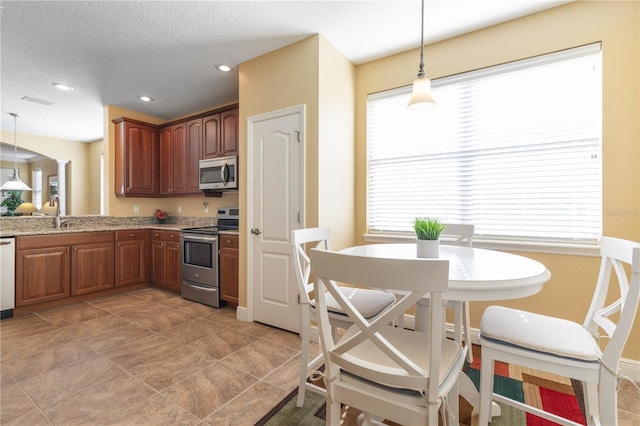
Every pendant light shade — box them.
[1,113,32,191]
[407,0,436,110]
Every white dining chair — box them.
[441,223,475,362]
[291,227,396,407]
[310,248,467,425]
[478,236,640,426]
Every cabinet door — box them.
[115,238,147,286]
[71,242,114,295]
[151,240,166,285]
[158,126,172,195]
[16,246,70,306]
[219,248,239,304]
[116,120,157,196]
[220,108,239,156]
[165,241,181,293]
[187,118,203,193]
[202,113,221,159]
[159,123,188,195]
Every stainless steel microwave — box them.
[199,156,238,191]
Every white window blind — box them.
[367,43,602,243]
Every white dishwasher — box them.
[0,237,15,319]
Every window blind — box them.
[367,43,602,243]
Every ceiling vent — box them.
[21,96,54,106]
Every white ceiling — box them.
[1,0,571,148]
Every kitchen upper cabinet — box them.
[203,107,239,159]
[16,232,115,306]
[159,123,189,195]
[219,233,239,306]
[113,117,158,197]
[115,230,148,286]
[150,230,181,293]
[186,118,203,193]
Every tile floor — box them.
[1,287,639,426]
[1,288,315,425]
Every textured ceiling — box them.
[1,0,571,151]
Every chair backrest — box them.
[310,248,450,400]
[291,227,331,305]
[584,237,640,372]
[441,223,475,247]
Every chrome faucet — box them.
[49,195,70,229]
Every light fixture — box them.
[407,0,436,110]
[139,96,154,102]
[52,82,74,91]
[1,113,32,191]
[15,202,38,215]
[216,64,232,72]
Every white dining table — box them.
[340,243,552,418]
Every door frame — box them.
[246,104,305,323]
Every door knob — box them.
[251,228,262,235]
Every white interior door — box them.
[248,106,304,332]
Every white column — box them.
[57,160,68,216]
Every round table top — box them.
[341,243,552,301]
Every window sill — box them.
[362,234,600,257]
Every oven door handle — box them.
[180,235,218,242]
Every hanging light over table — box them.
[407,0,436,110]
[1,113,32,191]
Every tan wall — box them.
[88,141,103,214]
[0,130,95,214]
[354,1,639,360]
[103,105,239,220]
[238,36,321,308]
[318,36,356,251]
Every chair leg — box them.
[326,397,342,425]
[582,381,599,426]
[478,351,495,426]
[463,301,473,363]
[598,371,618,426]
[296,306,310,407]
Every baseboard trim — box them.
[308,313,640,383]
[236,305,248,322]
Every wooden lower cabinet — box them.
[16,232,115,306]
[150,230,181,293]
[16,245,70,306]
[219,234,239,305]
[115,230,148,286]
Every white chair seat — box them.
[311,286,396,318]
[341,325,464,390]
[480,306,602,362]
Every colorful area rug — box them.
[257,345,586,426]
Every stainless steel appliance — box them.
[1,237,15,319]
[180,207,239,307]
[199,155,238,191]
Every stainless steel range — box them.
[180,207,239,308]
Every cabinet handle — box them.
[129,233,135,237]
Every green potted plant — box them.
[1,190,24,216]
[413,217,445,258]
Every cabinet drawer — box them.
[115,230,147,241]
[151,230,167,241]
[219,234,239,249]
[166,232,180,242]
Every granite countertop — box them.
[0,216,216,238]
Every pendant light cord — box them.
[417,0,425,78]
[10,113,19,171]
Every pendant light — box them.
[407,0,436,110]
[1,113,32,191]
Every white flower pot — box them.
[417,239,439,258]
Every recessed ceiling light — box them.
[52,83,74,91]
[216,65,232,72]
[139,96,154,102]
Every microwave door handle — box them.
[221,161,229,186]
